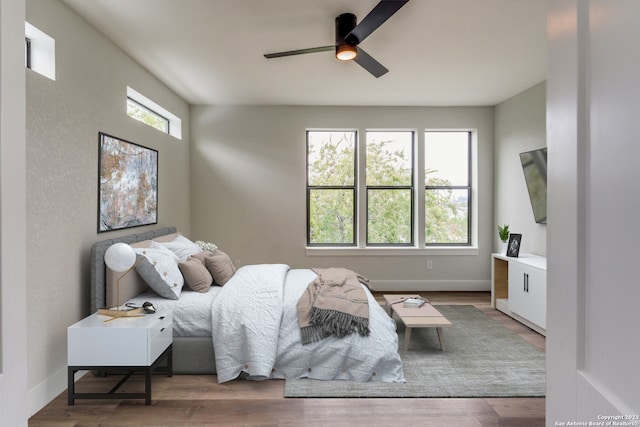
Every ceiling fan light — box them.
[336,44,357,61]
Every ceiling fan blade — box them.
[354,47,388,78]
[264,45,334,59]
[346,0,409,45]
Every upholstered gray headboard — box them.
[90,226,177,312]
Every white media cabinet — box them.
[491,253,547,336]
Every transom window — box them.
[306,129,473,248]
[127,97,170,134]
[126,86,183,140]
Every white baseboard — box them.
[28,365,86,416]
[369,279,490,292]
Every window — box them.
[25,22,55,80]
[306,131,356,245]
[127,97,170,134]
[306,129,474,249]
[25,37,32,69]
[126,86,183,139]
[366,131,414,245]
[425,131,471,245]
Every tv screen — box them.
[519,148,547,224]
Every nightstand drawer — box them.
[149,313,172,363]
[68,310,173,366]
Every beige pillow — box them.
[178,257,213,292]
[192,249,236,285]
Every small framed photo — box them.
[506,233,522,257]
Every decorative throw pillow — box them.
[134,245,184,300]
[156,235,203,262]
[179,257,213,292]
[192,249,236,285]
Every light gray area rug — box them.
[284,305,545,398]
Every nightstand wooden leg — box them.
[436,327,445,351]
[403,327,412,351]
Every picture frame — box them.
[506,233,522,258]
[98,132,158,232]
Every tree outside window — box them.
[306,129,472,247]
[425,131,471,245]
[307,131,356,245]
[366,131,413,245]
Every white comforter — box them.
[211,264,405,383]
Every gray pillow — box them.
[134,245,184,300]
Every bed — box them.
[90,227,404,383]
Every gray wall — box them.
[1,0,29,424]
[494,82,547,256]
[191,105,494,290]
[26,0,191,412]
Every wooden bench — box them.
[383,294,452,351]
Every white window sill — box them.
[306,246,479,256]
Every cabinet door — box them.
[525,267,546,329]
[508,262,529,320]
[508,262,546,329]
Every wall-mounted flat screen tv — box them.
[519,147,547,224]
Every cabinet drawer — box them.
[150,312,172,340]
[149,313,172,363]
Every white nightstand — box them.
[67,310,173,405]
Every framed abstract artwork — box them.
[98,132,158,232]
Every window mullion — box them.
[357,129,367,248]
[416,130,425,248]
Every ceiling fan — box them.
[264,0,410,78]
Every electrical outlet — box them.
[426,259,433,270]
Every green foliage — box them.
[425,187,469,244]
[307,132,469,245]
[366,134,412,244]
[368,189,412,244]
[127,99,168,133]
[497,224,510,242]
[308,132,355,244]
[309,189,354,244]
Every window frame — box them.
[424,130,472,247]
[306,130,358,247]
[25,37,32,69]
[126,86,183,140]
[365,130,415,246]
[126,96,170,134]
[306,128,478,256]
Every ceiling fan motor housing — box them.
[335,13,357,46]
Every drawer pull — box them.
[159,316,165,320]
[161,327,166,332]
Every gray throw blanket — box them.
[297,268,370,345]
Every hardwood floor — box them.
[29,292,545,427]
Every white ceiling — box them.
[61,0,547,107]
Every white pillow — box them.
[157,235,202,262]
[134,244,184,300]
